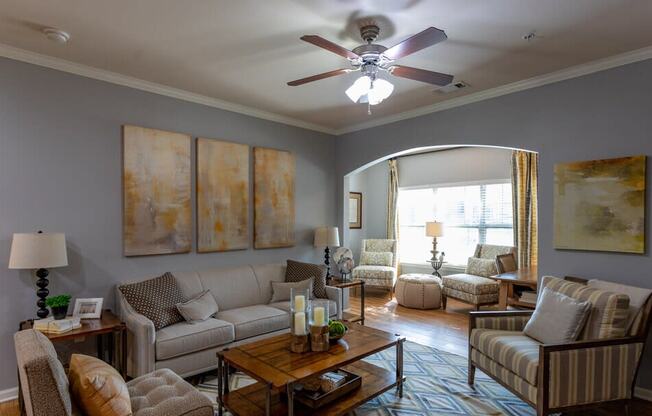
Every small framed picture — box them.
[349,192,362,229]
[72,298,104,319]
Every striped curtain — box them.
[511,151,538,267]
[386,159,399,240]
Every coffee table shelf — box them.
[222,360,397,416]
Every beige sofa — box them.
[117,263,342,378]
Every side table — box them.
[327,278,365,325]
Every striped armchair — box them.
[468,276,652,416]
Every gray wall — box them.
[336,58,652,390]
[347,162,389,261]
[0,58,336,390]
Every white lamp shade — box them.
[425,221,444,237]
[9,232,68,269]
[314,227,340,247]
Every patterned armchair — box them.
[442,244,516,310]
[352,239,398,296]
[468,276,652,416]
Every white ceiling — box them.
[1,0,652,133]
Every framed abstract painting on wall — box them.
[554,155,646,254]
[253,147,295,249]
[122,125,192,256]
[196,138,249,252]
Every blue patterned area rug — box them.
[196,340,535,415]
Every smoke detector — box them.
[436,81,468,94]
[43,28,70,44]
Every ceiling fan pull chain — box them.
[367,101,372,115]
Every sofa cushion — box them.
[442,274,499,295]
[269,300,338,316]
[588,279,652,336]
[270,278,313,303]
[68,354,132,416]
[286,260,328,299]
[176,290,219,323]
[470,328,540,385]
[541,276,630,340]
[14,329,72,416]
[156,319,234,360]
[465,257,498,278]
[523,287,591,344]
[119,272,187,330]
[217,305,289,340]
[360,251,393,267]
[127,368,213,416]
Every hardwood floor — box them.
[2,292,650,415]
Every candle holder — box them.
[290,288,310,353]
[309,299,330,352]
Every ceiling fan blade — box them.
[382,27,447,60]
[300,35,360,60]
[287,68,352,86]
[390,65,453,86]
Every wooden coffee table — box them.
[216,325,405,416]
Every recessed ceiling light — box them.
[42,27,70,44]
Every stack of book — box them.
[519,291,537,305]
[33,317,81,334]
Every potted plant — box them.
[46,294,72,320]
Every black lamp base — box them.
[35,268,50,319]
[323,246,331,278]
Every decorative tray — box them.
[295,369,362,409]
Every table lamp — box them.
[9,231,68,318]
[425,221,445,276]
[314,227,340,277]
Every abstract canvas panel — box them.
[197,138,249,252]
[254,147,295,249]
[122,125,191,256]
[554,155,646,253]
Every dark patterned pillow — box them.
[285,260,327,299]
[119,272,187,330]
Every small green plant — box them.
[45,294,72,308]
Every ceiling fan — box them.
[287,24,454,108]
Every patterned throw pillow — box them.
[119,272,187,330]
[285,260,327,299]
[360,251,393,267]
[465,257,498,278]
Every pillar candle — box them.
[294,312,306,335]
[313,306,325,326]
[294,295,305,312]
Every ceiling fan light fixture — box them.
[368,78,394,105]
[345,75,372,102]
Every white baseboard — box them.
[0,387,18,403]
[635,386,652,402]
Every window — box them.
[398,182,513,265]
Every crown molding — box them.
[2,43,652,137]
[334,45,652,135]
[0,43,336,135]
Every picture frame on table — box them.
[349,192,362,229]
[72,298,104,319]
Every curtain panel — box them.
[387,159,399,240]
[511,151,538,267]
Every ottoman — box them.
[395,274,442,309]
[441,273,499,310]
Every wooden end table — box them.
[19,309,127,376]
[327,278,365,325]
[489,267,538,310]
[216,324,404,416]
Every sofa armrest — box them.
[115,286,156,378]
[325,286,343,320]
[540,338,645,409]
[469,310,534,332]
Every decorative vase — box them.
[309,299,330,352]
[51,305,69,320]
[290,287,310,353]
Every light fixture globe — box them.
[367,78,394,105]
[345,76,371,102]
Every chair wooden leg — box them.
[475,304,480,311]
[467,363,476,385]
[442,294,447,310]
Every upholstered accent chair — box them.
[352,239,398,297]
[14,329,213,416]
[442,244,516,310]
[468,276,652,416]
